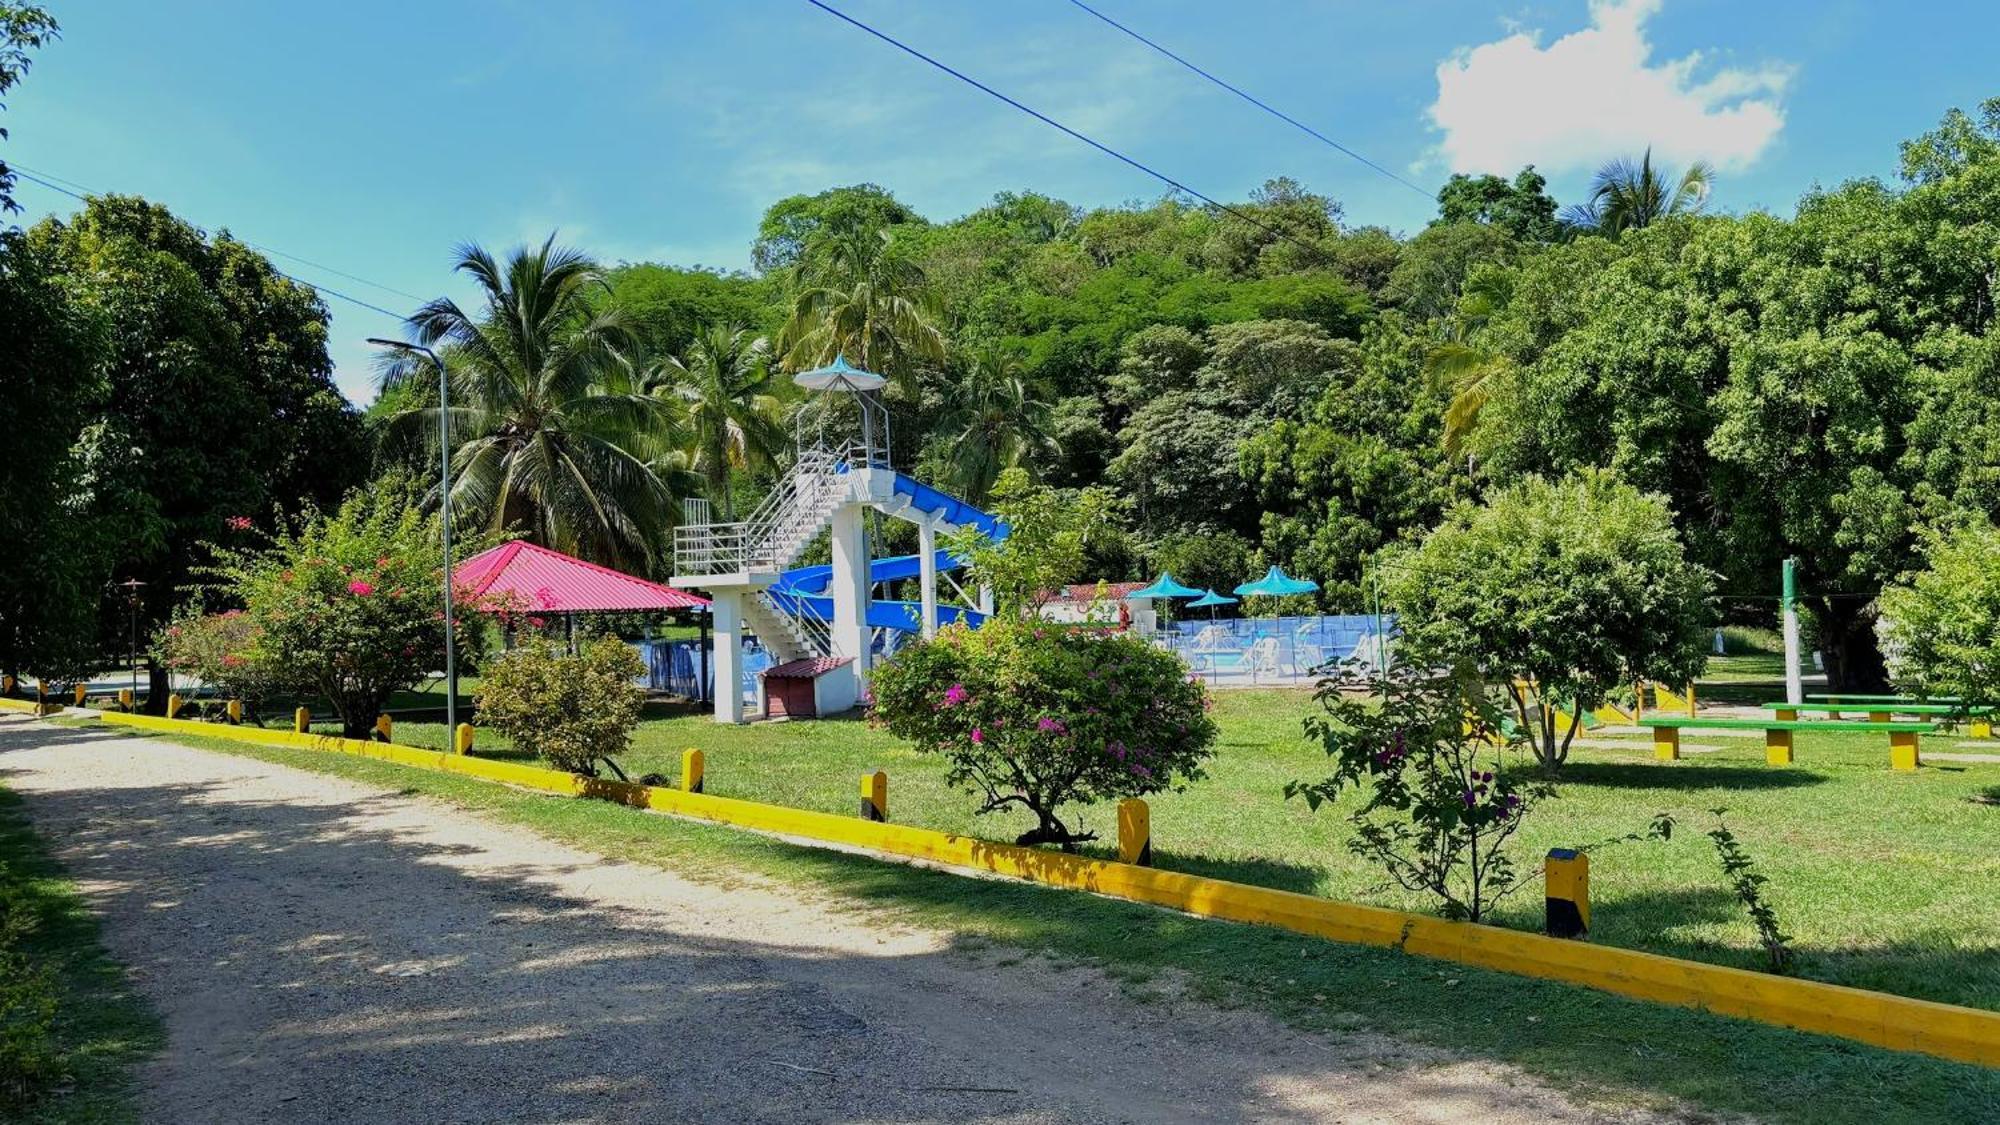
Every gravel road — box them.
[0,714,1668,1124]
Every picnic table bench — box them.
[1637,715,1934,770]
[1769,700,1993,737]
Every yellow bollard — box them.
[226,699,243,724]
[1652,726,1680,761]
[1,674,13,696]
[454,723,475,755]
[294,706,310,734]
[680,748,705,794]
[118,688,134,712]
[1545,849,1591,938]
[166,693,183,719]
[858,770,888,822]
[1117,798,1152,866]
[1890,730,1920,772]
[1684,682,1697,718]
[74,683,87,706]
[1765,728,1794,766]
[374,714,393,742]
[1972,718,1994,740]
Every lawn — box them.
[367,681,2000,1015]
[0,784,164,1123]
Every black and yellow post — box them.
[859,770,888,822]
[1,674,14,696]
[226,699,243,724]
[73,683,87,707]
[165,692,182,719]
[294,706,310,734]
[681,748,705,794]
[374,714,393,742]
[1117,798,1152,866]
[118,688,134,712]
[455,723,476,755]
[1545,848,1590,938]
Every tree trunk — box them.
[145,659,171,716]
[1812,598,1891,693]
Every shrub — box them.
[1387,468,1713,771]
[476,637,646,777]
[869,619,1217,849]
[197,481,485,739]
[1289,658,1552,923]
[1878,520,2000,707]
[155,608,272,717]
[1704,808,1792,974]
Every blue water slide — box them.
[780,549,965,595]
[764,588,986,632]
[891,473,1008,540]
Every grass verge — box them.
[0,784,164,1123]
[117,722,1999,1125]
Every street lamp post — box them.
[119,577,145,704]
[368,338,458,736]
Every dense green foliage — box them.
[1387,470,1713,769]
[1877,520,2000,706]
[476,637,646,776]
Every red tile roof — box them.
[453,541,710,614]
[763,656,854,679]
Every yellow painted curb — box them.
[89,709,2000,1070]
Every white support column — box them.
[918,517,939,639]
[977,584,994,617]
[830,504,872,685]
[710,590,745,724]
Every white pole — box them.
[710,591,744,724]
[918,518,939,639]
[830,504,871,687]
[1781,557,1802,705]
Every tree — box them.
[651,324,785,520]
[950,469,1118,614]
[936,347,1057,506]
[1878,521,2000,707]
[779,220,946,391]
[1433,166,1563,243]
[199,482,484,740]
[28,195,367,707]
[599,263,777,361]
[477,637,646,777]
[0,4,57,213]
[1561,148,1714,235]
[385,237,684,572]
[1387,470,1713,771]
[752,184,924,275]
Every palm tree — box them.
[1425,273,1515,457]
[379,237,685,571]
[650,325,786,520]
[1561,148,1714,236]
[939,348,1058,506]
[779,221,946,390]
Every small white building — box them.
[1033,582,1158,635]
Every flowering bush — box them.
[476,637,645,776]
[1288,658,1552,922]
[155,608,272,717]
[870,619,1217,849]
[197,481,484,738]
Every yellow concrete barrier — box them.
[165,693,183,719]
[294,706,310,734]
[226,699,243,724]
[0,696,40,714]
[454,723,475,755]
[119,688,134,712]
[680,748,704,794]
[73,684,87,706]
[1117,798,1151,866]
[374,714,393,742]
[85,708,2000,1070]
[1544,849,1589,938]
[859,770,887,822]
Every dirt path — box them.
[0,715,1669,1124]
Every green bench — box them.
[1637,716,1934,770]
[1773,699,1992,737]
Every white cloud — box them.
[1426,0,1791,175]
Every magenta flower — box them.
[347,580,376,596]
[943,683,969,706]
[970,727,985,745]
[224,515,253,532]
[1036,716,1066,735]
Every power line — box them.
[804,0,1346,270]
[1063,0,1433,200]
[8,165,411,321]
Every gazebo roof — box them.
[454,541,710,614]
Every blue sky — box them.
[9,1,1996,403]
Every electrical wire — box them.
[9,165,413,320]
[1062,0,1432,199]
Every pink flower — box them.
[942,683,969,706]
[347,580,376,596]
[375,556,391,568]
[1036,716,1066,735]
[225,515,252,531]
[970,727,985,745]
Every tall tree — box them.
[779,220,946,390]
[0,3,57,213]
[651,324,785,520]
[385,237,684,571]
[1561,148,1714,235]
[936,347,1058,507]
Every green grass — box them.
[0,785,164,1123]
[367,688,2000,1014]
[127,721,1999,1124]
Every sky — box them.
[9,0,1997,404]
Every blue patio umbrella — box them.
[1131,572,1204,600]
[1188,588,1238,621]
[1234,565,1320,599]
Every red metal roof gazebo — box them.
[454,541,710,614]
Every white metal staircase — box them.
[673,446,849,578]
[744,590,829,663]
